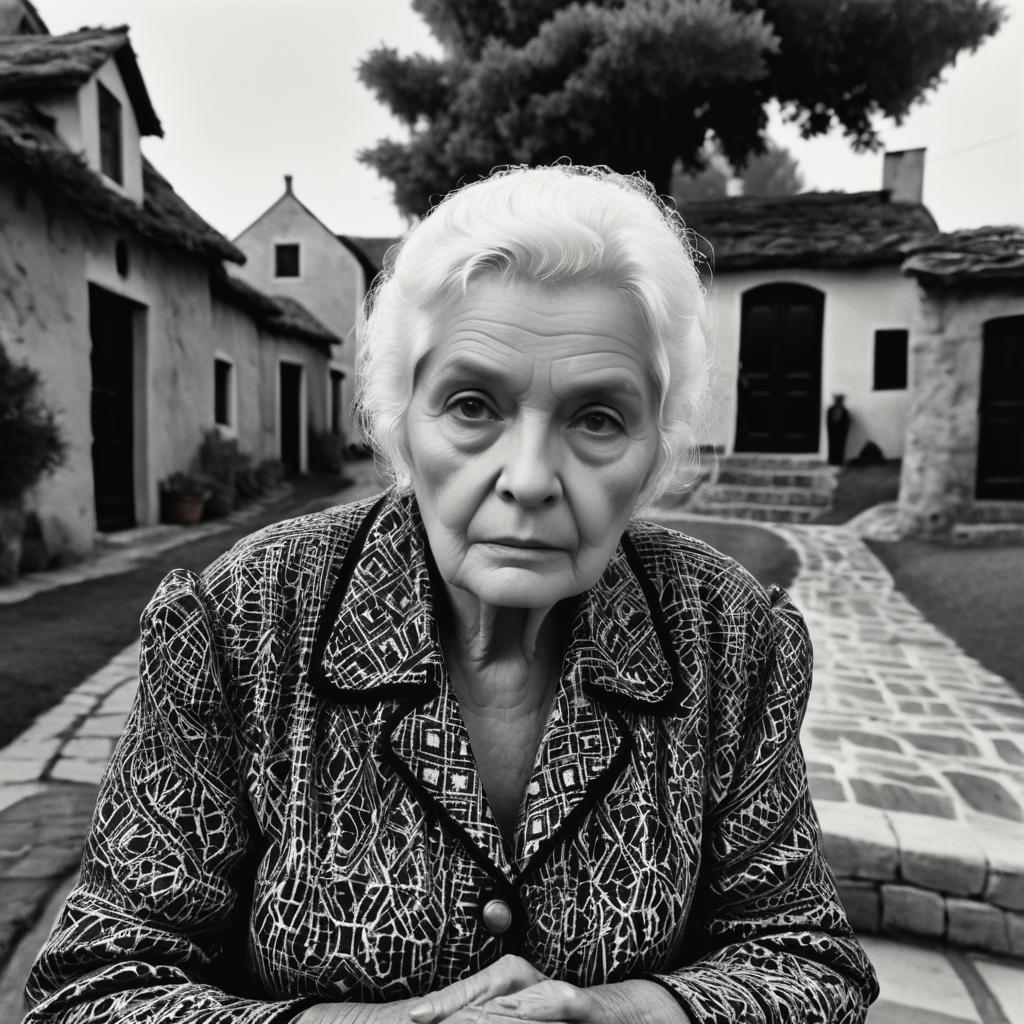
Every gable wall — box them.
[233,193,362,346]
[703,266,918,460]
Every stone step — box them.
[723,453,830,470]
[716,467,837,489]
[699,483,833,507]
[688,501,823,523]
[952,522,1024,545]
[964,501,1024,525]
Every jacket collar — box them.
[311,490,701,713]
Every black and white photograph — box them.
[0,1,1022,1022]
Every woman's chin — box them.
[463,565,579,611]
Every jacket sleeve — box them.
[648,587,878,1024]
[23,569,321,1024]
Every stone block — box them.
[881,884,945,938]
[816,801,898,881]
[836,879,880,934]
[1007,912,1024,958]
[945,898,1010,954]
[888,812,986,896]
[974,820,1024,911]
[944,772,1024,822]
[849,777,956,818]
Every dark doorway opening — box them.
[977,315,1024,500]
[735,283,824,453]
[279,362,303,476]
[89,285,137,531]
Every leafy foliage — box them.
[359,0,1003,216]
[672,138,804,202]
[0,342,66,502]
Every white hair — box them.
[355,164,710,505]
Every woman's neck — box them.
[440,587,564,713]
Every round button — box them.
[481,898,513,935]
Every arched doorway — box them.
[977,315,1024,499]
[735,283,824,453]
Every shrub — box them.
[0,342,66,501]
[310,430,346,473]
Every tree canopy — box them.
[358,0,1003,218]
[672,138,805,201]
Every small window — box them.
[214,358,233,427]
[98,82,123,184]
[275,243,301,278]
[873,329,908,390]
[330,369,346,435]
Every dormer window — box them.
[98,82,123,184]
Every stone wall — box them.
[898,285,1024,537]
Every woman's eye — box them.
[446,396,497,422]
[573,410,623,436]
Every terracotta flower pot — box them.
[174,496,205,525]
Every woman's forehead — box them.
[419,280,656,400]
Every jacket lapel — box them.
[313,492,511,877]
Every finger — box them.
[409,980,474,1023]
[491,981,594,1022]
[409,958,546,1023]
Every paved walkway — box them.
[1,489,1022,1020]
[774,521,1024,956]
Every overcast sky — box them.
[36,0,1024,239]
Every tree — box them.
[358,0,1003,217]
[672,138,804,202]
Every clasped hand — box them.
[295,954,688,1024]
[409,954,600,1024]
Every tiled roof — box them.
[0,26,161,135]
[679,191,938,271]
[211,271,340,351]
[900,227,1024,287]
[340,235,402,274]
[0,99,240,263]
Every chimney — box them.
[284,174,293,195]
[883,148,925,204]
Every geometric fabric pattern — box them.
[25,491,878,1024]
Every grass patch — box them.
[659,518,798,590]
[816,460,901,524]
[868,538,1024,700]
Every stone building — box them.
[897,228,1024,538]
[681,150,936,463]
[0,14,338,564]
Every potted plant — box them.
[0,344,66,583]
[159,472,212,525]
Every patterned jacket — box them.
[26,491,877,1024]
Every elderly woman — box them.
[26,166,877,1024]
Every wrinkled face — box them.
[404,277,660,610]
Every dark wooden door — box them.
[279,362,302,475]
[977,315,1024,499]
[736,284,824,452]
[89,285,136,531]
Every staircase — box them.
[686,454,839,523]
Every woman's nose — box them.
[495,419,563,507]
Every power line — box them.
[930,130,1022,161]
